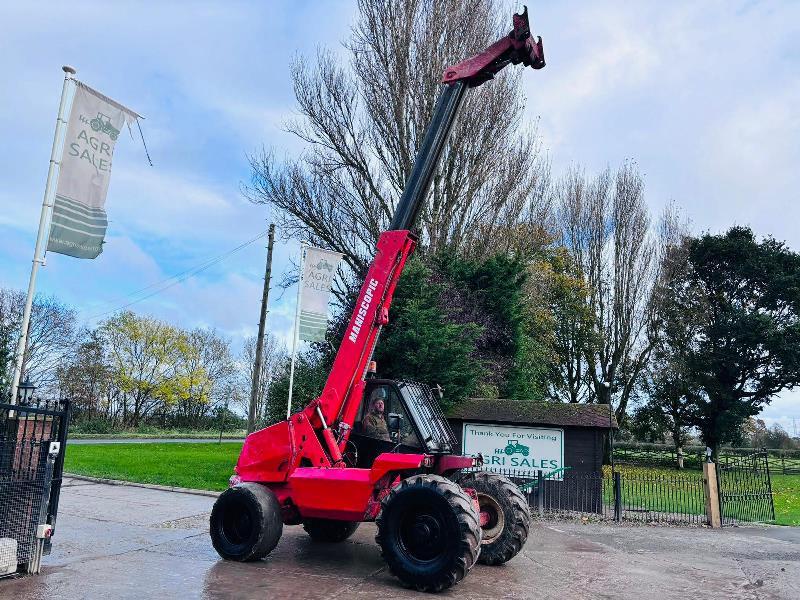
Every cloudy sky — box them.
[1,1,798,432]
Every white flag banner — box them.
[299,247,343,342]
[47,81,139,259]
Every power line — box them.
[83,229,269,322]
[105,229,270,301]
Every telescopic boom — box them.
[237,6,545,473]
[304,7,545,461]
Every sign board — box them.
[298,246,343,342]
[462,422,564,479]
[48,82,138,259]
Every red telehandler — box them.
[210,7,545,592]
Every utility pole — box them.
[248,224,275,435]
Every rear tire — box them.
[210,483,283,561]
[303,518,360,542]
[454,472,530,565]
[376,474,481,592]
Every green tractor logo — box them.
[90,113,120,141]
[314,259,335,272]
[504,440,530,456]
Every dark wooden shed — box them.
[447,399,618,474]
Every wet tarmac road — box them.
[2,477,799,599]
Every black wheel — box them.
[376,474,481,593]
[454,472,530,565]
[303,518,360,542]
[210,482,283,561]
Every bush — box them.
[70,418,120,435]
[134,423,161,435]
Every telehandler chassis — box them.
[211,7,545,592]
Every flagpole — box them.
[286,244,306,419]
[10,65,76,405]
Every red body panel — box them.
[236,421,293,482]
[289,468,374,521]
[236,412,332,483]
[288,453,427,521]
[435,454,475,474]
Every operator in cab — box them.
[362,388,390,440]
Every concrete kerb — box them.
[64,473,221,498]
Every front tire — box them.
[303,518,360,542]
[210,482,283,561]
[454,472,530,565]
[376,474,481,593]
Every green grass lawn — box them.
[770,474,800,526]
[63,443,800,526]
[64,442,242,491]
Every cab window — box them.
[358,384,421,448]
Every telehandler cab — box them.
[210,7,545,592]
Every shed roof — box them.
[447,399,618,429]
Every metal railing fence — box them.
[717,451,775,525]
[0,396,71,568]
[465,467,707,526]
[613,442,800,474]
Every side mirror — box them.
[387,412,402,442]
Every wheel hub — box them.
[477,492,505,544]
[400,511,446,562]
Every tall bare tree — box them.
[246,0,549,272]
[556,164,684,423]
[0,288,78,393]
[239,333,286,428]
[57,328,113,419]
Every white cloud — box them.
[527,2,662,146]
[699,81,800,242]
[109,165,240,238]
[520,1,800,252]
[760,388,800,432]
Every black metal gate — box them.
[0,397,71,567]
[717,450,775,525]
